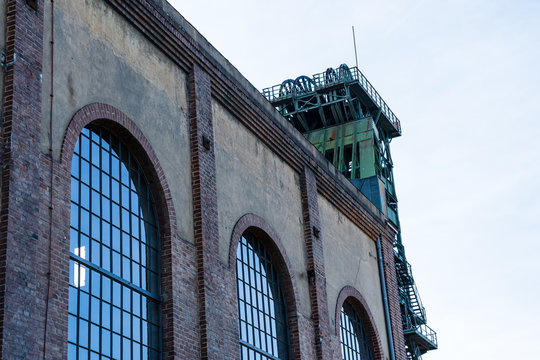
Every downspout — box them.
[43,0,55,358]
[377,235,396,360]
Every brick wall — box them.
[300,166,338,359]
[0,1,409,359]
[381,230,407,360]
[189,65,239,359]
[0,0,45,357]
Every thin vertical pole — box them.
[352,26,359,69]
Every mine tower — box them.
[262,64,437,360]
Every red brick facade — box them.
[189,65,240,359]
[0,0,45,358]
[300,167,336,359]
[0,0,408,359]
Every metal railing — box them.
[262,66,401,134]
[404,323,438,348]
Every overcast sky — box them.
[170,1,540,358]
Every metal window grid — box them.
[236,233,290,360]
[68,127,161,360]
[340,301,375,360]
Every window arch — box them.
[67,125,161,359]
[340,299,375,360]
[236,231,290,359]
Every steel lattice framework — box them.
[263,64,437,360]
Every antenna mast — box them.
[352,26,359,68]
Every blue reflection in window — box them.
[236,232,290,359]
[68,126,161,359]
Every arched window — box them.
[236,232,290,359]
[67,126,161,359]
[340,299,375,360]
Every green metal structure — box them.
[262,64,437,360]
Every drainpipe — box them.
[43,0,55,358]
[377,235,396,360]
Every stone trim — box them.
[335,286,385,360]
[229,213,303,359]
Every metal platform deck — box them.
[262,65,402,138]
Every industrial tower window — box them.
[236,232,290,359]
[67,126,161,359]
[340,300,375,360]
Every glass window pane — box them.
[68,126,161,359]
[236,232,289,359]
[340,300,375,360]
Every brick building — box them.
[0,0,429,359]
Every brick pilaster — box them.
[380,232,407,360]
[189,65,238,359]
[0,0,45,357]
[300,167,336,359]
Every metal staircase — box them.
[262,64,437,360]
[396,247,437,359]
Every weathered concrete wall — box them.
[319,194,390,357]
[213,100,311,317]
[27,0,395,357]
[41,0,193,242]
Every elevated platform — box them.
[403,324,438,354]
[262,65,402,138]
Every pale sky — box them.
[171,1,540,359]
